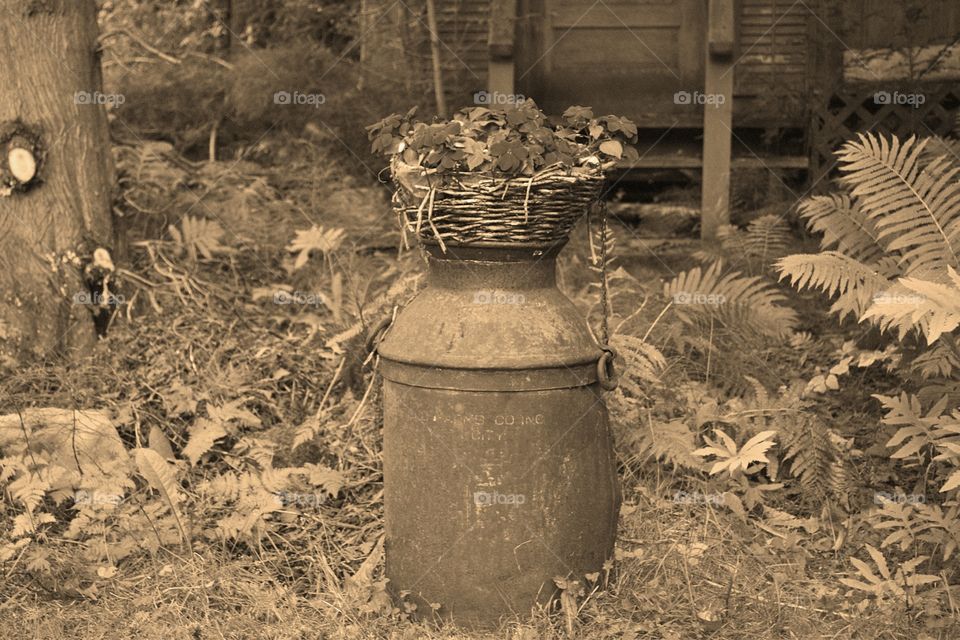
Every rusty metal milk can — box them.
[374,238,620,627]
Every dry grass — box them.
[1,148,958,640]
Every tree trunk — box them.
[0,0,114,366]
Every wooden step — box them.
[615,153,808,170]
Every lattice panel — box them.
[809,84,960,186]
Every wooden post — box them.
[425,0,447,117]
[488,0,516,97]
[701,0,736,241]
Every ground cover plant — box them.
[2,2,960,638]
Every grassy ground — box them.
[1,147,958,639]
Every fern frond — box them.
[604,266,649,324]
[665,261,797,338]
[913,502,960,559]
[727,215,793,265]
[8,473,49,514]
[610,333,665,397]
[300,463,346,497]
[182,417,227,466]
[696,216,793,272]
[12,512,55,538]
[863,267,960,343]
[231,437,276,469]
[780,414,850,505]
[799,194,888,264]
[215,489,280,542]
[909,334,960,379]
[634,418,703,470]
[776,251,893,320]
[133,448,190,549]
[922,136,960,168]
[838,133,960,274]
[326,271,424,352]
[199,470,253,502]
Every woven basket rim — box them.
[390,157,604,197]
[388,158,605,251]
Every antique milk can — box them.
[373,238,620,627]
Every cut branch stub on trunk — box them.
[1,122,44,195]
[0,0,115,365]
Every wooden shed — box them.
[422,0,959,150]
[379,0,960,236]
[428,0,822,128]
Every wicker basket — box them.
[390,158,604,249]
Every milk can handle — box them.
[597,345,619,391]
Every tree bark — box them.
[0,0,114,366]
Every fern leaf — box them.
[742,214,793,265]
[172,215,234,262]
[216,489,280,542]
[799,194,887,263]
[325,271,424,353]
[776,251,893,320]
[293,415,324,450]
[287,225,346,271]
[610,333,665,396]
[182,418,227,466]
[908,334,960,379]
[232,437,275,469]
[133,448,190,549]
[8,473,49,514]
[922,136,960,168]
[780,414,849,505]
[693,428,776,477]
[838,133,960,274]
[665,261,797,338]
[302,463,346,497]
[199,470,250,502]
[637,418,703,469]
[863,268,960,344]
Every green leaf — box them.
[599,140,623,159]
[148,425,176,462]
[182,418,227,466]
[303,463,345,497]
[133,448,190,550]
[287,226,346,271]
[941,469,960,492]
[172,216,234,262]
[562,106,593,123]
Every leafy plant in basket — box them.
[366,101,640,248]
